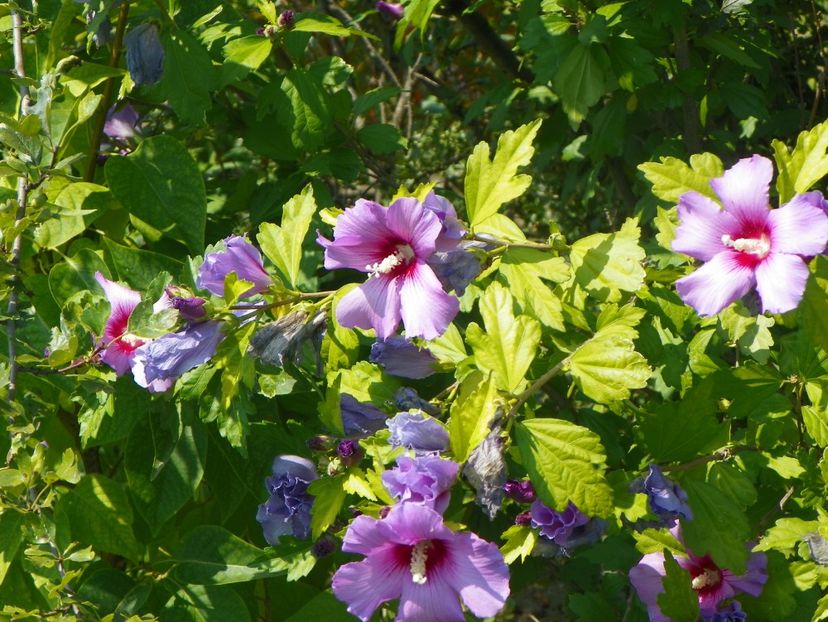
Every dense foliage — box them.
[2,0,828,620]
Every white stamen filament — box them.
[120,333,143,346]
[365,244,415,278]
[410,541,431,584]
[721,234,770,258]
[691,568,721,590]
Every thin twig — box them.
[506,359,567,419]
[661,445,759,473]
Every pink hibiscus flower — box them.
[672,155,828,316]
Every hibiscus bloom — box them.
[256,455,317,545]
[629,540,767,621]
[318,197,460,340]
[331,502,509,621]
[197,235,272,298]
[672,155,828,316]
[381,455,459,513]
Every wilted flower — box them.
[515,511,532,526]
[427,248,481,296]
[256,455,317,545]
[318,197,460,340]
[634,465,693,521]
[370,337,438,379]
[530,501,589,546]
[312,534,337,558]
[341,394,388,437]
[629,534,767,621]
[393,387,440,416]
[387,411,449,453]
[382,455,459,513]
[464,429,506,519]
[672,155,828,316]
[504,479,536,504]
[702,601,747,622]
[331,502,510,621]
[249,311,326,367]
[375,1,404,19]
[124,23,165,86]
[131,321,224,393]
[197,235,272,298]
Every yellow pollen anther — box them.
[721,234,770,258]
[691,568,721,590]
[410,541,431,585]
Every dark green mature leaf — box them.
[35,182,115,249]
[56,474,142,561]
[357,124,407,154]
[164,584,252,622]
[553,44,611,124]
[103,238,184,290]
[0,510,25,586]
[282,69,333,150]
[515,418,613,517]
[657,551,699,622]
[48,248,109,306]
[155,31,216,124]
[799,257,828,352]
[106,135,207,254]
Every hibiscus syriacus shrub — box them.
[3,2,828,621]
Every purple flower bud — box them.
[307,435,334,452]
[427,249,481,296]
[530,501,589,546]
[393,387,439,416]
[311,535,337,558]
[124,23,164,86]
[387,411,449,453]
[375,1,404,19]
[515,511,532,526]
[131,321,224,393]
[340,394,387,437]
[170,295,207,322]
[256,27,266,36]
[197,235,272,298]
[634,464,693,521]
[702,602,747,622]
[370,337,437,379]
[277,10,295,29]
[382,455,459,513]
[256,455,317,545]
[504,479,536,504]
[337,440,363,467]
[463,429,506,519]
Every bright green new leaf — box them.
[803,406,828,447]
[515,418,614,517]
[223,36,273,73]
[657,551,700,622]
[799,256,828,352]
[464,119,542,227]
[309,476,347,539]
[449,373,498,462]
[633,528,685,556]
[500,525,537,564]
[258,185,317,288]
[638,153,723,203]
[466,283,541,393]
[753,517,819,554]
[772,119,828,202]
[498,262,564,331]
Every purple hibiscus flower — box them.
[629,537,767,621]
[197,235,273,298]
[331,502,510,621]
[530,500,590,546]
[370,336,438,379]
[131,321,224,393]
[702,601,747,622]
[387,411,449,453]
[393,387,440,416]
[382,455,459,513]
[375,1,404,19]
[318,197,460,340]
[341,394,388,437]
[256,455,317,545]
[504,479,537,504]
[672,155,828,316]
[634,464,693,521]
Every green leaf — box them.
[500,525,537,564]
[448,373,498,462]
[293,16,356,37]
[257,185,317,288]
[56,474,141,561]
[799,257,828,352]
[357,124,407,154]
[155,31,216,124]
[466,283,540,393]
[0,510,25,587]
[106,136,207,254]
[35,182,114,249]
[681,477,750,574]
[772,119,828,201]
[282,69,333,150]
[48,248,109,306]
[499,248,568,331]
[553,44,611,124]
[515,418,613,517]
[308,475,347,539]
[464,119,542,227]
[803,406,828,447]
[638,153,723,203]
[164,584,251,622]
[223,36,273,74]
[814,593,828,622]
[353,86,400,115]
[173,526,287,585]
[657,550,700,622]
[632,528,685,556]
[569,218,646,301]
[754,517,819,554]
[103,239,184,290]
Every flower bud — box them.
[336,440,363,467]
[124,23,165,86]
[503,479,536,504]
[376,1,404,19]
[277,10,295,29]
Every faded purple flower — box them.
[635,464,693,521]
[256,455,317,545]
[169,295,207,322]
[370,336,438,379]
[530,501,589,546]
[197,235,272,298]
[387,411,449,453]
[427,248,481,296]
[249,311,326,367]
[312,534,337,558]
[702,601,747,622]
[124,23,164,86]
[464,429,506,519]
[103,104,139,142]
[630,537,767,621]
[318,197,460,340]
[382,455,459,513]
[394,387,440,416]
[341,394,388,437]
[375,1,404,19]
[672,155,828,315]
[504,479,536,504]
[331,502,510,621]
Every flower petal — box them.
[672,192,737,261]
[443,532,510,618]
[95,271,141,314]
[324,200,397,269]
[336,276,402,340]
[726,551,768,597]
[386,197,442,258]
[397,575,465,622]
[675,251,756,316]
[341,514,402,555]
[332,555,407,622]
[768,192,828,256]
[629,553,671,622]
[710,155,773,227]
[399,263,459,340]
[383,503,452,543]
[754,252,810,314]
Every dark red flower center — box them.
[687,555,723,595]
[721,224,771,268]
[392,538,449,584]
[366,242,416,279]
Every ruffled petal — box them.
[399,263,459,340]
[336,276,402,340]
[710,155,773,227]
[675,251,756,316]
[386,197,442,258]
[443,532,510,618]
[672,192,738,261]
[629,553,671,622]
[768,193,828,256]
[332,555,407,622]
[754,252,810,314]
[396,574,465,622]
